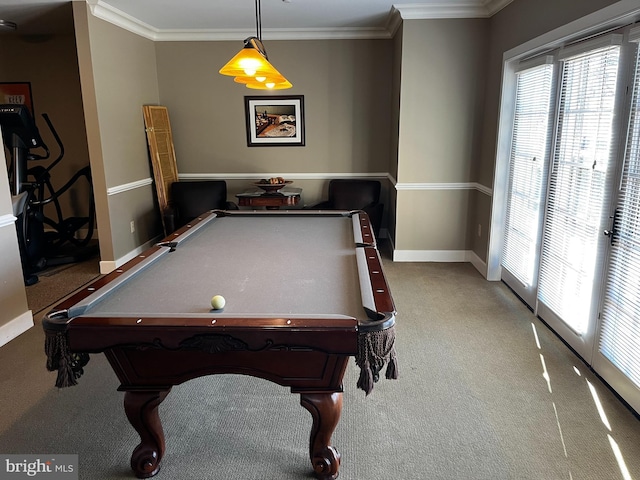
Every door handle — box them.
[603,208,620,245]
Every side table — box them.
[236,187,302,209]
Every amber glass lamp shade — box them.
[220,37,292,89]
[234,75,293,90]
[219,46,278,78]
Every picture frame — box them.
[0,82,34,115]
[245,95,305,147]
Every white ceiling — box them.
[0,0,513,38]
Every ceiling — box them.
[0,0,513,38]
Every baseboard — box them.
[99,235,163,274]
[391,248,490,279]
[0,311,34,348]
[467,250,488,279]
[392,249,471,262]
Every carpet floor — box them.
[25,255,101,315]
[2,253,640,479]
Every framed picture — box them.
[245,95,305,147]
[0,82,34,115]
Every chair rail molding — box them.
[396,182,492,195]
[106,178,153,196]
[0,214,17,228]
[178,172,390,181]
[391,177,493,196]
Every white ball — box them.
[211,295,226,310]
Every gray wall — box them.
[0,136,31,345]
[74,2,161,266]
[154,39,394,209]
[471,0,621,263]
[394,18,489,256]
[156,40,393,176]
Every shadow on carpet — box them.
[25,256,101,315]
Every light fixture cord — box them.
[255,0,262,41]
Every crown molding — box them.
[484,0,516,16]
[88,0,393,41]
[394,0,514,20]
[88,0,159,40]
[156,27,393,42]
[87,0,514,42]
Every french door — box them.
[501,27,640,413]
[501,57,554,308]
[536,37,623,361]
[593,31,640,410]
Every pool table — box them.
[43,210,397,480]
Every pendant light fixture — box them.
[219,0,292,90]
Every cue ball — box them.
[211,295,226,310]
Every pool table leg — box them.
[300,392,343,480]
[124,389,171,478]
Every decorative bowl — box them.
[254,180,292,193]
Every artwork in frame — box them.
[245,95,305,147]
[0,82,34,115]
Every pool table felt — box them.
[78,214,366,320]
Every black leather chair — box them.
[309,179,383,237]
[164,180,237,233]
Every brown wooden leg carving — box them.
[124,389,171,478]
[300,392,343,480]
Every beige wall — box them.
[394,18,488,257]
[156,40,393,176]
[74,3,161,265]
[387,24,403,244]
[397,19,488,183]
[0,128,32,346]
[154,39,394,209]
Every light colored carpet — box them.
[2,257,640,479]
[25,256,101,314]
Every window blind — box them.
[599,44,640,387]
[502,62,554,288]
[537,44,620,334]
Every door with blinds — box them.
[536,36,624,361]
[592,34,640,413]
[501,57,554,308]
[501,28,640,412]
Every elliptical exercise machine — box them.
[0,104,97,285]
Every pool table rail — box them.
[41,209,398,480]
[63,316,359,354]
